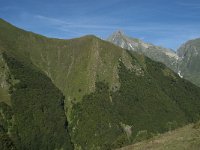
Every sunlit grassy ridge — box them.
[0,19,130,103]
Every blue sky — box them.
[0,0,200,50]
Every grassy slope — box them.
[0,19,129,101]
[70,54,200,149]
[0,18,135,121]
[118,122,200,150]
[1,19,200,149]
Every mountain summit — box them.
[108,31,200,87]
[108,31,179,71]
[108,30,150,51]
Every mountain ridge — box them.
[177,38,200,87]
[108,30,200,87]
[108,30,179,72]
[1,18,200,149]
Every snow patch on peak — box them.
[121,41,125,48]
[128,43,134,50]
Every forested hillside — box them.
[0,19,200,149]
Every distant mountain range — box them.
[0,19,200,150]
[108,31,200,87]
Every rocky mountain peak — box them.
[107,31,179,72]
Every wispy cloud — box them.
[34,14,200,36]
[7,10,200,50]
[34,15,200,33]
[34,15,120,30]
[35,15,70,25]
[1,0,200,50]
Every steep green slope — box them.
[0,19,133,105]
[1,19,200,150]
[118,122,200,150]
[0,52,73,149]
[70,53,200,149]
[0,18,135,121]
[177,38,200,87]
